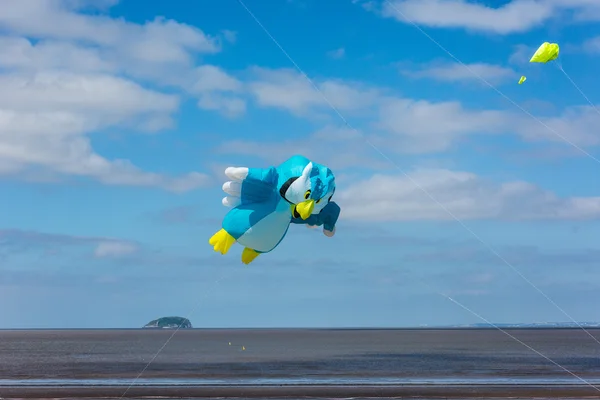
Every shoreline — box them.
[3,329,599,398]
[2,326,600,331]
[3,376,600,384]
[2,383,600,398]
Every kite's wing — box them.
[222,166,278,207]
[529,42,559,63]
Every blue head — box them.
[278,159,336,220]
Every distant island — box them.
[434,322,600,329]
[143,316,192,329]
[137,318,599,329]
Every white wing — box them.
[221,167,248,208]
[225,167,249,181]
[222,196,241,208]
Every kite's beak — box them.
[294,199,315,220]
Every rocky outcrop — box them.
[143,316,192,329]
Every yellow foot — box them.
[208,229,236,255]
[241,247,260,265]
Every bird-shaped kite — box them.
[209,155,340,264]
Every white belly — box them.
[238,201,292,252]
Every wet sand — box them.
[2,383,600,398]
[1,328,600,398]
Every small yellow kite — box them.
[517,42,560,85]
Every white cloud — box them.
[549,0,600,21]
[376,99,600,154]
[368,0,600,34]
[516,106,600,146]
[327,48,346,59]
[247,67,381,116]
[0,229,141,259]
[248,68,326,113]
[244,68,600,155]
[190,65,243,93]
[583,36,600,53]
[380,0,553,34]
[0,35,245,112]
[402,62,517,84]
[508,44,535,66]
[0,37,115,72]
[337,168,600,221]
[0,72,176,118]
[221,29,237,43]
[198,93,247,117]
[217,125,390,171]
[0,0,239,190]
[0,1,246,110]
[373,97,509,152]
[0,1,597,191]
[0,71,213,190]
[94,240,139,258]
[0,0,220,55]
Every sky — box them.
[1,0,600,329]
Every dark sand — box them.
[1,328,600,398]
[2,383,600,398]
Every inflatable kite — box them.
[529,42,559,64]
[209,155,340,264]
[518,42,560,85]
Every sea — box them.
[1,328,600,399]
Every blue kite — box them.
[209,155,341,264]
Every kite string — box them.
[370,0,600,346]
[235,0,600,349]
[382,0,600,165]
[416,272,600,391]
[115,1,600,393]
[554,59,600,117]
[440,291,600,390]
[52,4,598,397]
[117,266,237,399]
[52,244,236,398]
[234,1,600,388]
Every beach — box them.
[1,328,600,398]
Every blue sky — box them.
[1,0,600,328]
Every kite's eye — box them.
[304,190,311,200]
